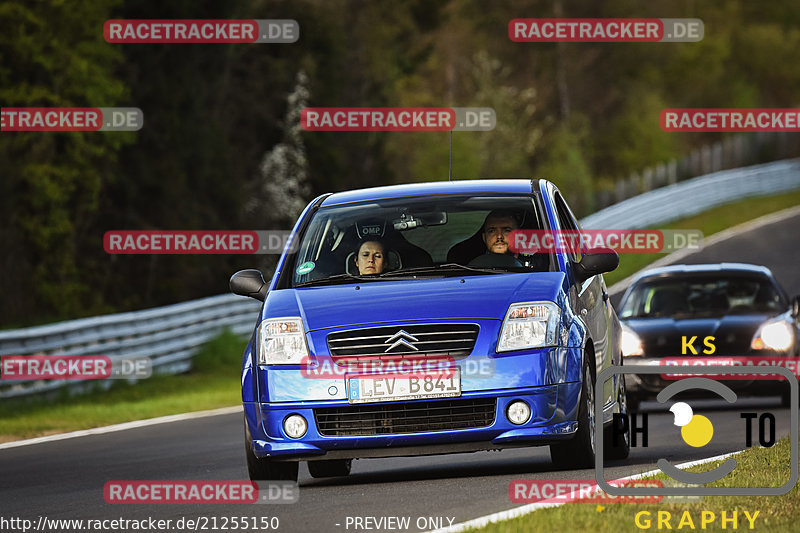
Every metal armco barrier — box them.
[2,159,799,398]
[0,294,261,398]
[581,158,800,229]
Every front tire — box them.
[550,358,596,469]
[244,418,299,481]
[604,374,630,460]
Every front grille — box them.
[315,398,496,436]
[327,324,479,363]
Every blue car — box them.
[231,179,627,481]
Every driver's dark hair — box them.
[482,210,520,232]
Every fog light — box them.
[507,400,531,425]
[284,414,307,438]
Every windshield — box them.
[620,273,787,318]
[288,194,550,287]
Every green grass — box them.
[604,190,800,286]
[0,330,246,442]
[467,435,799,533]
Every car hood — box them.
[624,314,773,356]
[263,272,566,331]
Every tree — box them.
[247,70,311,230]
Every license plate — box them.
[347,369,461,404]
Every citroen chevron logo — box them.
[384,330,419,352]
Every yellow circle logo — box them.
[680,414,714,447]
[670,402,714,447]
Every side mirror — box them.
[230,269,268,301]
[574,249,619,284]
[792,295,800,318]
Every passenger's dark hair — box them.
[353,239,386,257]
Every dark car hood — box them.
[263,272,566,331]
[624,314,773,356]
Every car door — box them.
[551,190,616,407]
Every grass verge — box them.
[0,330,246,442]
[467,435,799,532]
[603,190,800,287]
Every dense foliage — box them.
[2,0,799,325]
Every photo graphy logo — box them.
[595,365,798,496]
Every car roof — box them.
[320,179,540,206]
[631,262,775,283]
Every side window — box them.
[553,192,583,264]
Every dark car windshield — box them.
[289,195,551,287]
[619,273,787,319]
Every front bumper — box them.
[243,382,581,460]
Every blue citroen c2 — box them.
[230,179,629,481]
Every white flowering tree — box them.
[248,70,311,229]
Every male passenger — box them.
[481,210,519,255]
[468,210,524,268]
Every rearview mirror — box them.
[574,249,619,283]
[792,295,800,318]
[230,269,268,301]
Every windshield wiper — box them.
[377,263,511,277]
[294,273,380,287]
[295,263,514,287]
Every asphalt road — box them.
[1,210,798,533]
[0,399,793,533]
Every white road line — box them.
[608,204,800,297]
[428,451,742,533]
[0,405,242,451]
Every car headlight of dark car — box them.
[621,323,644,357]
[751,318,795,352]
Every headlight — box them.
[751,319,795,352]
[497,302,560,352]
[256,317,309,365]
[621,324,644,357]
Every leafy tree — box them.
[0,0,129,323]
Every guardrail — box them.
[581,158,800,229]
[0,294,261,399]
[2,159,799,399]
